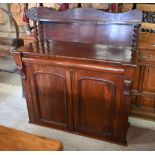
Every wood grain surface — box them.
[0,125,62,151]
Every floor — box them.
[0,71,155,150]
[0,56,16,73]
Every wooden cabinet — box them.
[130,33,155,120]
[131,66,155,120]
[13,44,136,145]
[21,60,131,144]
[13,7,142,145]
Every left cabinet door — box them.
[27,64,73,131]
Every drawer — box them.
[138,52,155,62]
[143,97,155,107]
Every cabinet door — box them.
[141,67,155,108]
[142,97,155,107]
[72,70,126,141]
[143,67,155,92]
[27,64,73,131]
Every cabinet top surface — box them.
[16,40,134,65]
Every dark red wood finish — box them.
[27,7,142,48]
[13,41,136,145]
[27,7,142,24]
[43,23,134,46]
[13,7,142,145]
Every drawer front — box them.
[143,97,155,107]
[138,52,155,63]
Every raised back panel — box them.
[42,22,134,46]
[28,7,142,24]
[27,7,142,48]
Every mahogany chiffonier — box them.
[13,7,142,145]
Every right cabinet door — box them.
[72,70,126,142]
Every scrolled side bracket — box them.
[123,80,132,96]
[12,52,26,80]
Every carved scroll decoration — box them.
[13,52,26,80]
